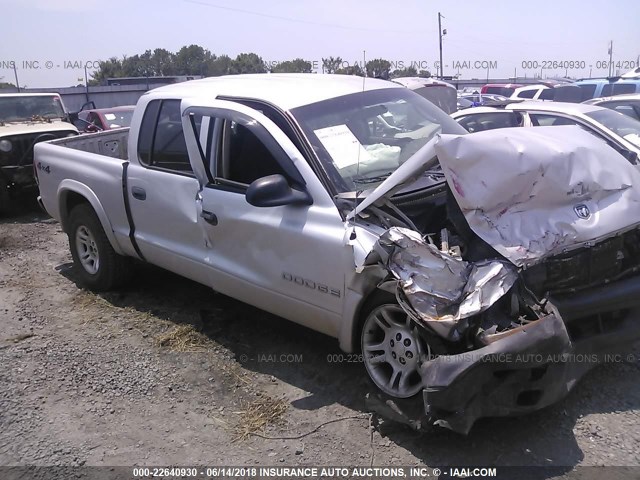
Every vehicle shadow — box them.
[59,261,640,474]
[0,193,49,225]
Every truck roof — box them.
[148,73,402,111]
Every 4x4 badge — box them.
[574,204,591,219]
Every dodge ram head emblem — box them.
[574,204,591,219]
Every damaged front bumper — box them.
[420,291,640,434]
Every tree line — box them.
[88,45,431,85]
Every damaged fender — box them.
[373,227,517,341]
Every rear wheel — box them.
[361,295,431,398]
[67,204,131,291]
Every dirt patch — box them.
[156,325,211,352]
[233,396,289,442]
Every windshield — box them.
[291,88,466,192]
[0,95,66,122]
[103,109,134,128]
[586,109,640,148]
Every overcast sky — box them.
[1,0,639,88]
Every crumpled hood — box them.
[0,120,77,137]
[349,126,640,267]
[436,126,640,267]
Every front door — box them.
[181,99,349,337]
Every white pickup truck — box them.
[35,74,640,434]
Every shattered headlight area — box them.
[374,227,519,341]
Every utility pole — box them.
[438,13,446,79]
[12,62,20,92]
[84,64,90,102]
[608,41,613,77]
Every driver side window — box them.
[217,120,287,186]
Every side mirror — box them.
[85,123,100,133]
[246,174,312,208]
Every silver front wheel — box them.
[362,304,428,398]
[75,225,100,275]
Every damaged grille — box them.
[523,229,640,294]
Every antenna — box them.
[353,49,366,228]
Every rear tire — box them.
[67,203,131,291]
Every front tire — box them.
[67,204,131,291]
[361,293,431,399]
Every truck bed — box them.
[34,128,136,258]
[50,128,130,160]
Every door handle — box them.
[131,186,146,201]
[200,210,218,226]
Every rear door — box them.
[126,98,213,286]
[180,99,349,337]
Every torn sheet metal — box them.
[436,126,640,267]
[377,227,517,340]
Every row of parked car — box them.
[451,78,640,168]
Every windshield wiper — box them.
[353,172,393,184]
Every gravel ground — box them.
[1,200,640,477]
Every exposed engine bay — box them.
[350,126,640,433]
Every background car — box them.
[509,84,551,100]
[583,93,640,121]
[457,97,475,110]
[480,83,523,96]
[458,93,509,106]
[75,106,135,132]
[451,101,640,162]
[393,77,458,114]
[0,93,78,213]
[572,78,640,101]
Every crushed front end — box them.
[356,127,640,434]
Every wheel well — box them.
[351,288,396,353]
[61,191,92,232]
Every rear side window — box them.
[613,84,636,95]
[138,100,161,166]
[538,88,555,100]
[577,84,597,101]
[529,114,581,127]
[137,99,193,173]
[600,83,636,96]
[457,112,523,133]
[485,86,515,96]
[517,89,537,99]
